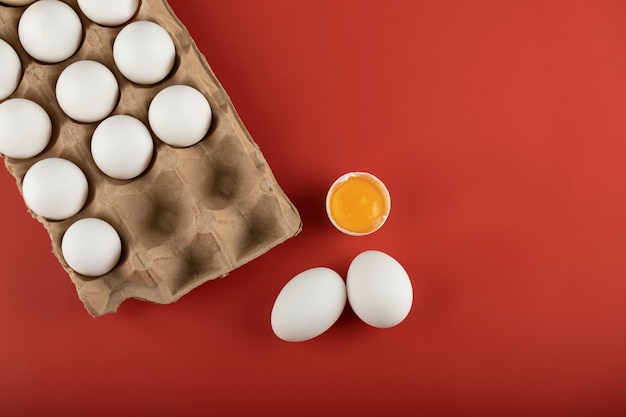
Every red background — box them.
[2,1,626,415]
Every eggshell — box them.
[77,0,139,26]
[18,0,82,63]
[326,171,391,236]
[91,114,154,180]
[21,157,88,220]
[0,39,21,101]
[148,84,212,147]
[61,218,122,277]
[347,250,413,328]
[0,98,51,159]
[55,60,119,123]
[113,20,175,84]
[271,267,347,342]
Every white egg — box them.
[91,115,154,180]
[0,39,21,101]
[22,157,88,220]
[77,0,139,26]
[148,85,212,147]
[347,250,413,328]
[56,60,119,123]
[61,218,122,277]
[18,0,82,63]
[0,98,51,159]
[271,267,347,342]
[113,21,175,85]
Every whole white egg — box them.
[18,0,82,63]
[91,114,154,180]
[0,39,21,101]
[61,218,122,277]
[77,0,139,27]
[21,157,89,220]
[113,20,175,85]
[271,267,347,342]
[148,85,212,147]
[56,60,119,123]
[347,250,413,328]
[0,98,51,159]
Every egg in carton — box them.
[0,0,302,316]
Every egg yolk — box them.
[328,174,389,234]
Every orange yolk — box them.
[328,174,389,234]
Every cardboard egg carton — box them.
[0,0,301,316]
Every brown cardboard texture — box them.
[0,0,302,316]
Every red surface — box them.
[2,1,626,415]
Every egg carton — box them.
[0,0,301,316]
